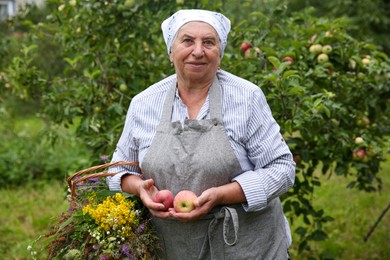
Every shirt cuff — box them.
[233,170,267,212]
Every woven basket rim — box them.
[67,161,140,201]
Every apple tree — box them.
[224,5,389,254]
[2,0,389,257]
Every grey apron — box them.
[141,76,288,260]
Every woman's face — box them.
[170,22,221,85]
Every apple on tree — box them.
[353,148,368,161]
[282,56,294,63]
[173,190,198,213]
[240,42,253,52]
[322,45,332,54]
[362,58,371,65]
[310,34,317,43]
[309,44,323,54]
[355,137,364,144]
[317,53,329,63]
[153,189,174,211]
[119,83,128,92]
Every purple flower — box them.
[99,255,107,260]
[122,244,134,259]
[87,177,100,183]
[92,244,99,250]
[100,155,110,163]
[136,223,145,233]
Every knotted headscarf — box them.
[161,9,231,57]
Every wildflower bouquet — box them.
[29,161,160,259]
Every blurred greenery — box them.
[0,0,389,258]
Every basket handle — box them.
[67,161,141,200]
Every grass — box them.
[0,181,67,259]
[289,155,390,259]
[311,159,390,259]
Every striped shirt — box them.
[107,70,295,212]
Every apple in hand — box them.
[153,190,174,211]
[173,190,198,213]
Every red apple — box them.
[293,154,302,164]
[153,189,174,211]
[353,148,366,160]
[241,42,253,52]
[282,56,294,63]
[173,190,198,213]
[311,34,317,42]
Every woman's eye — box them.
[183,38,193,43]
[203,40,215,46]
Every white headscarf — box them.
[161,9,231,57]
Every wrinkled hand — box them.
[169,187,220,222]
[138,179,171,218]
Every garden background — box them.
[0,0,389,259]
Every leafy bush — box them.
[2,0,389,256]
[0,96,91,188]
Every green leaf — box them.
[267,56,280,68]
[283,70,298,78]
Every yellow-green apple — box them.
[173,190,198,213]
[322,45,332,54]
[240,42,253,52]
[355,137,364,144]
[362,58,370,65]
[153,190,174,211]
[309,44,322,54]
[119,83,128,92]
[317,53,329,63]
[357,116,370,126]
[325,31,334,38]
[349,59,357,69]
[124,0,135,9]
[244,47,260,59]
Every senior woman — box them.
[107,9,295,260]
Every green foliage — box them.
[1,0,390,257]
[0,95,91,188]
[286,0,390,54]
[224,6,389,254]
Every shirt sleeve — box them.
[233,89,295,212]
[106,101,142,191]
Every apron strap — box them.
[198,206,239,260]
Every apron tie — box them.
[198,206,239,259]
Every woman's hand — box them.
[121,175,172,218]
[169,187,219,222]
[169,182,246,222]
[138,179,172,218]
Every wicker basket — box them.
[67,160,141,207]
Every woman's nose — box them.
[192,42,204,57]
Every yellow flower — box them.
[82,193,139,238]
